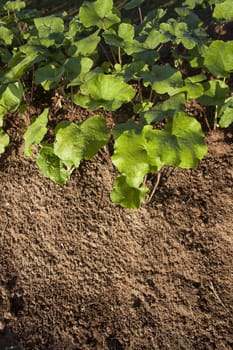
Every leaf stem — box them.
[147,172,161,203]
[118,47,122,66]
[138,7,143,24]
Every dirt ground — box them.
[0,115,232,350]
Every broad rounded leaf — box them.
[110,175,148,209]
[165,112,207,168]
[34,16,64,47]
[72,73,135,111]
[54,122,84,168]
[65,57,93,86]
[112,127,151,188]
[204,40,233,78]
[0,26,13,45]
[0,82,23,112]
[141,93,185,123]
[54,115,110,167]
[68,30,100,57]
[79,0,120,29]
[36,144,70,185]
[23,108,49,156]
[35,64,64,90]
[4,1,26,12]
[218,97,233,128]
[213,0,233,21]
[198,80,229,106]
[80,115,110,159]
[141,65,183,95]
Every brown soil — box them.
[0,119,232,349]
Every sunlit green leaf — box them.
[213,0,233,21]
[198,80,229,106]
[112,127,151,188]
[110,175,148,209]
[79,0,120,29]
[204,40,233,78]
[36,144,70,185]
[80,115,110,159]
[4,1,26,12]
[0,26,13,45]
[141,93,186,123]
[72,73,135,111]
[165,112,207,168]
[0,81,23,113]
[23,108,49,156]
[34,16,64,47]
[141,65,183,95]
[68,30,100,57]
[54,115,109,167]
[218,97,233,128]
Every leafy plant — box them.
[0,0,232,208]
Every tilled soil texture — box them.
[0,127,232,350]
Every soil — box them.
[0,4,233,348]
[0,110,233,350]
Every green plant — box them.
[0,0,232,208]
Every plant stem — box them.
[147,172,161,203]
[149,87,154,102]
[138,7,143,24]
[118,47,122,66]
[214,106,219,130]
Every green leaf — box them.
[4,1,26,12]
[2,53,41,81]
[218,97,233,128]
[204,40,233,78]
[34,16,64,47]
[110,175,148,209]
[111,113,207,208]
[64,57,93,86]
[23,108,49,156]
[123,61,148,82]
[198,80,229,106]
[54,115,109,168]
[112,126,152,188]
[35,64,64,90]
[124,0,145,10]
[182,0,205,9]
[118,23,135,42]
[68,30,100,57]
[0,81,23,112]
[36,144,70,185]
[141,65,183,95]
[0,26,13,45]
[79,115,110,159]
[174,22,198,49]
[0,128,10,155]
[180,74,206,99]
[144,29,170,50]
[72,73,135,111]
[213,0,233,21]
[113,120,143,140]
[141,93,186,123]
[165,112,207,168]
[79,0,120,29]
[54,121,84,168]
